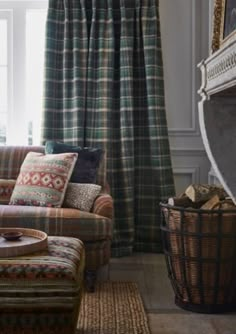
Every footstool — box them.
[0,236,85,334]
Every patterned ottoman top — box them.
[0,236,84,282]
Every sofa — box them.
[0,146,113,291]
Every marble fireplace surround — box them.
[198,37,236,204]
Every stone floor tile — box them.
[148,313,216,334]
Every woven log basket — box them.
[160,202,236,314]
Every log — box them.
[213,199,236,210]
[185,184,227,203]
[168,195,193,207]
[201,195,220,210]
[168,195,205,209]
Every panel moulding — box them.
[168,0,200,137]
[173,167,200,184]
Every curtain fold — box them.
[42,0,175,257]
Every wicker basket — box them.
[160,202,236,313]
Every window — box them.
[0,14,9,145]
[0,1,48,145]
[26,9,47,145]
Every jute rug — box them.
[77,281,150,334]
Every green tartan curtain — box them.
[41,0,175,256]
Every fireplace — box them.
[198,36,236,204]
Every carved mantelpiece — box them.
[198,37,236,203]
[199,38,236,97]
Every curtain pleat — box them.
[42,0,175,257]
[42,0,88,144]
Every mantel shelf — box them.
[198,37,236,98]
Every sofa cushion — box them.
[9,152,78,207]
[45,141,104,184]
[0,179,16,204]
[0,236,84,281]
[0,205,112,242]
[63,183,101,212]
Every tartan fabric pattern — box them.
[0,146,44,180]
[0,146,113,270]
[0,205,112,269]
[92,193,114,220]
[41,0,175,256]
[0,179,16,204]
[0,205,112,242]
[0,236,84,334]
[84,239,111,270]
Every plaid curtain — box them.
[41,0,175,256]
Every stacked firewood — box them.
[168,184,236,210]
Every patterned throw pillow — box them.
[45,141,104,184]
[63,183,102,212]
[9,152,78,207]
[0,179,16,204]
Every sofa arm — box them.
[91,193,113,220]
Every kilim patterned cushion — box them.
[45,141,104,183]
[0,236,84,281]
[9,152,78,207]
[63,183,102,211]
[0,179,16,204]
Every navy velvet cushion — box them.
[45,141,104,184]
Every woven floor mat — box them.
[77,281,150,334]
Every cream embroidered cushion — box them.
[63,183,101,211]
[9,152,78,207]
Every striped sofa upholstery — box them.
[0,146,113,274]
[0,236,85,334]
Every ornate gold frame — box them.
[211,0,236,53]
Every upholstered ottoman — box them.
[0,236,85,334]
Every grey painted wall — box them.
[159,0,211,195]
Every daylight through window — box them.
[0,1,47,145]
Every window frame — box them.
[0,9,13,145]
[0,0,48,145]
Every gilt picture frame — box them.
[211,0,236,53]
